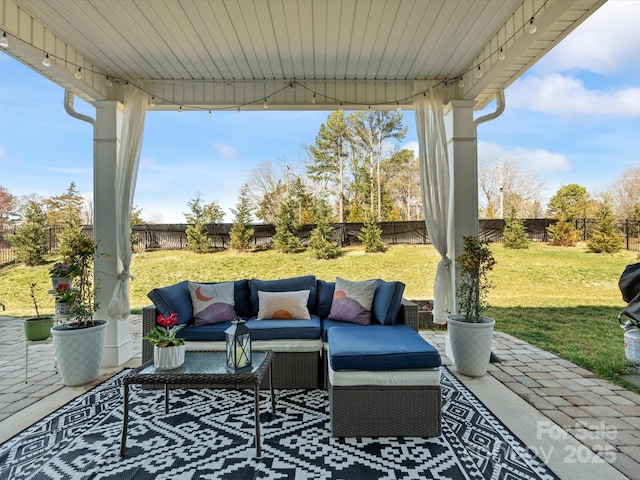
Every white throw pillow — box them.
[257,290,311,320]
[188,281,237,325]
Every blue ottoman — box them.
[327,325,442,437]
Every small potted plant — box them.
[49,262,78,290]
[53,282,77,318]
[144,311,186,370]
[24,283,54,341]
[51,234,108,386]
[447,235,496,377]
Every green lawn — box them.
[1,243,638,391]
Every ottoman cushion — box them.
[328,325,442,371]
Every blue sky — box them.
[1,0,640,223]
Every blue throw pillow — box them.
[372,280,405,325]
[147,281,192,325]
[316,280,336,318]
[249,275,317,317]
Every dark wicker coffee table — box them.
[120,350,275,457]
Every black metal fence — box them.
[2,219,639,268]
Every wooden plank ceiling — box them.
[1,0,605,110]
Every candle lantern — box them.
[224,318,252,373]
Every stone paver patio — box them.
[1,314,639,479]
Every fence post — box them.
[626,219,630,250]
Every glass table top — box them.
[137,350,270,376]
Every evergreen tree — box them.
[309,198,341,259]
[273,198,300,253]
[230,186,255,253]
[587,199,623,253]
[9,200,47,266]
[546,184,588,247]
[56,206,84,261]
[502,207,530,249]
[184,193,223,254]
[358,211,386,253]
[185,198,210,253]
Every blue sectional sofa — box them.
[143,274,419,389]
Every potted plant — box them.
[447,236,496,377]
[50,235,108,386]
[24,283,54,341]
[144,311,186,369]
[53,282,76,318]
[49,261,78,290]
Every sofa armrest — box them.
[397,298,419,331]
[142,305,158,363]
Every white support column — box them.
[444,100,478,306]
[93,101,133,366]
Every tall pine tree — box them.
[309,198,340,259]
[272,198,300,253]
[230,185,255,253]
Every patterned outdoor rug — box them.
[0,368,559,480]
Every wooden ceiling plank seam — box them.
[71,0,156,80]
[192,1,237,80]
[134,0,197,80]
[381,0,424,80]
[311,0,327,82]
[355,0,390,79]
[332,0,355,80]
[368,0,403,80]
[78,0,167,80]
[321,0,338,80]
[250,1,279,80]
[281,0,303,79]
[178,2,225,79]
[235,1,272,80]
[265,0,292,79]
[200,0,246,79]
[345,0,372,79]
[166,0,219,79]
[297,0,315,80]
[223,0,261,80]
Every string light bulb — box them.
[178,105,183,114]
[208,109,212,118]
[476,65,483,78]
[311,94,316,104]
[237,107,241,116]
[149,96,156,107]
[106,76,113,87]
[0,32,8,48]
[498,47,506,61]
[528,17,537,34]
[458,78,464,88]
[263,98,269,109]
[396,102,401,111]
[74,67,82,79]
[42,53,51,67]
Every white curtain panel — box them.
[413,87,453,324]
[106,85,147,322]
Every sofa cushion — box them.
[257,290,311,320]
[249,275,317,317]
[372,280,405,325]
[149,280,252,326]
[316,280,335,318]
[246,316,322,340]
[148,281,192,325]
[328,277,378,325]
[328,325,442,371]
[188,281,237,326]
[177,321,232,342]
[322,318,367,342]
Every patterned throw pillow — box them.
[328,277,378,325]
[188,281,237,326]
[257,290,311,320]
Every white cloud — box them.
[214,143,238,159]
[508,73,640,116]
[541,0,640,75]
[478,141,570,174]
[403,141,419,155]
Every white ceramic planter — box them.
[447,314,495,377]
[51,320,108,386]
[154,345,186,370]
[51,277,71,290]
